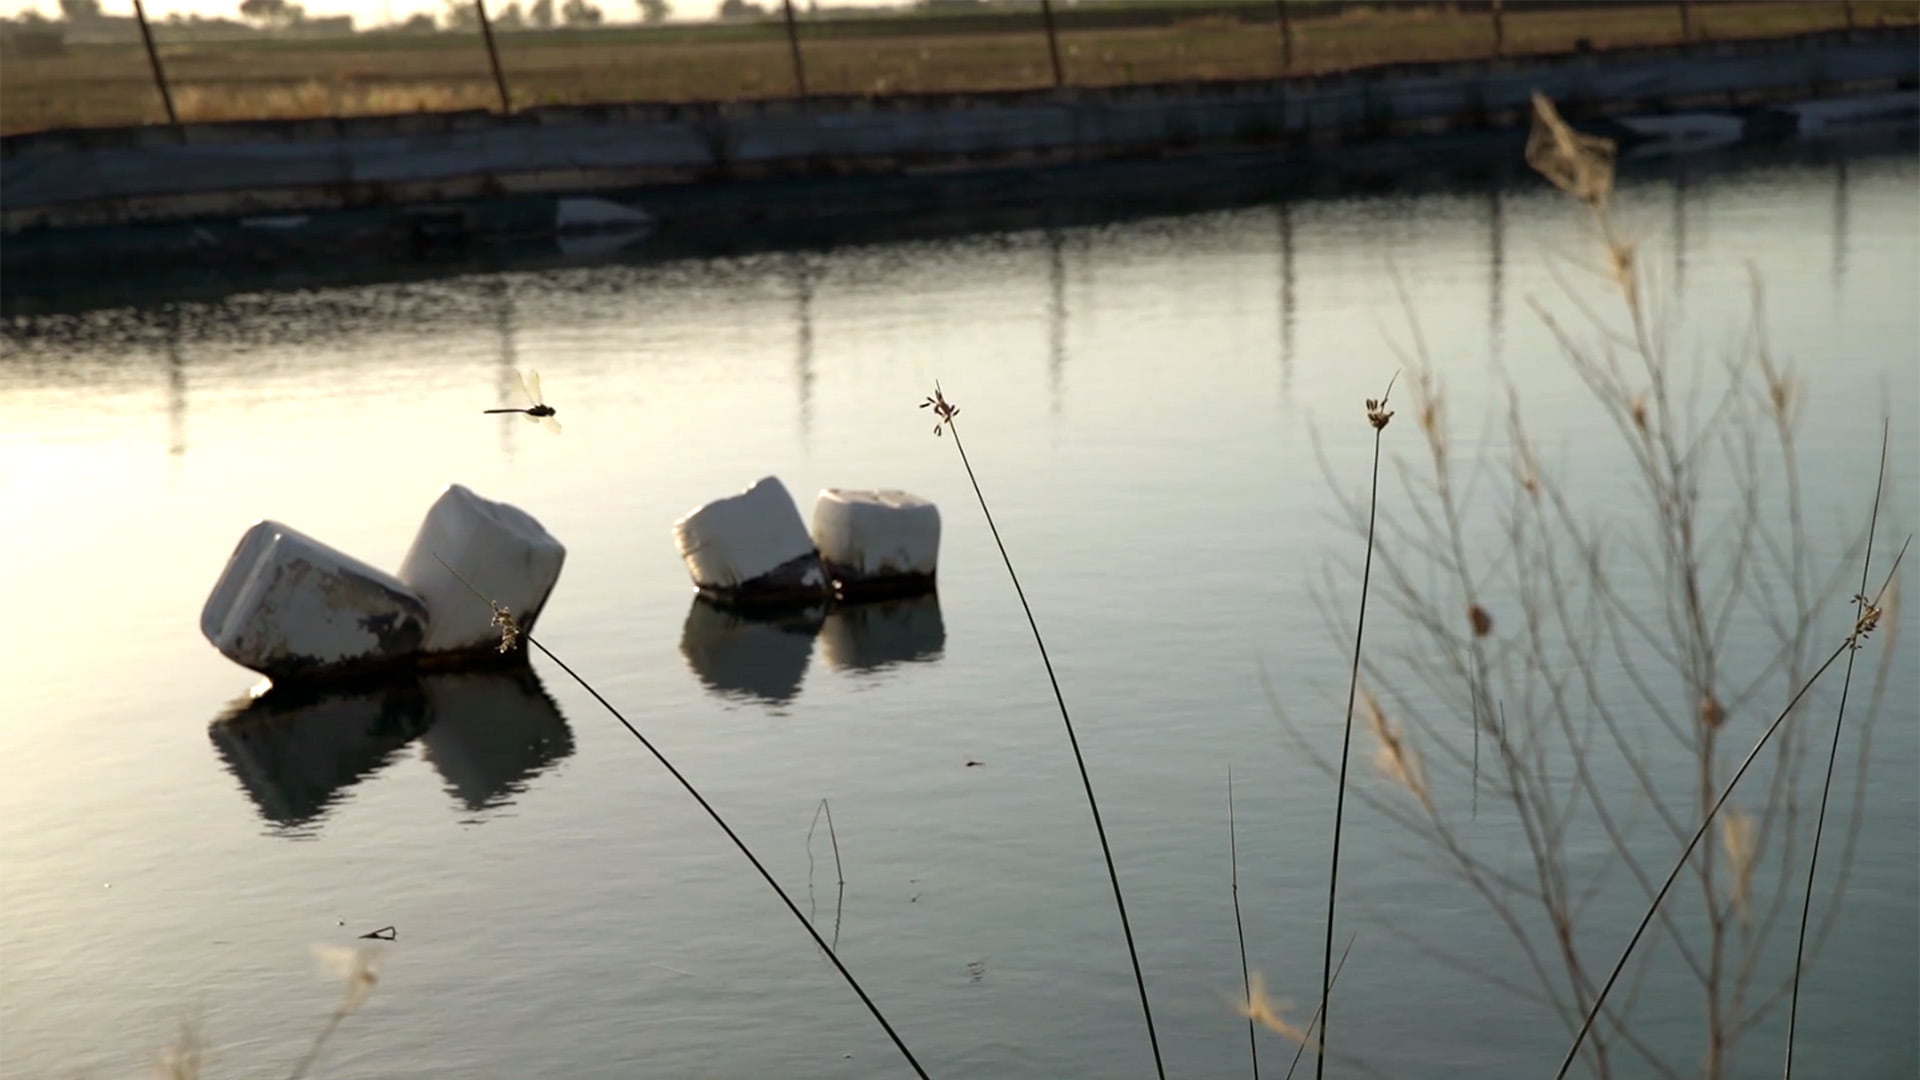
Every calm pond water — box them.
[2,141,1915,1080]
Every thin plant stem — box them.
[433,555,930,1080]
[1319,375,1396,1079]
[825,799,845,888]
[528,634,928,1078]
[285,1007,347,1080]
[825,799,845,949]
[1555,542,1906,1080]
[1286,933,1358,1080]
[1230,766,1259,1080]
[922,384,1165,1080]
[807,800,823,926]
[807,798,848,891]
[1783,422,1889,1078]
[808,797,848,950]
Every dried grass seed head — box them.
[1767,369,1796,422]
[1513,432,1543,498]
[1608,239,1638,301]
[1468,603,1494,638]
[1721,807,1757,928]
[920,383,960,437]
[313,943,383,1013]
[1234,972,1319,1049]
[155,1020,205,1080]
[1366,371,1399,430]
[1876,571,1902,648]
[1525,92,1617,208]
[1698,693,1724,730]
[1361,688,1431,809]
[491,603,522,654]
[1848,597,1883,647]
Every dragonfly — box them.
[484,368,561,434]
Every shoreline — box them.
[2,27,1914,314]
[4,119,1914,319]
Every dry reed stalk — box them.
[1555,541,1904,1077]
[1781,422,1892,1078]
[807,796,847,952]
[432,554,930,1080]
[1314,376,1396,1080]
[288,944,383,1080]
[1229,767,1258,1080]
[921,383,1165,1080]
[1273,92,1906,1080]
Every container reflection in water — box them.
[678,593,946,705]
[818,595,945,675]
[420,670,575,813]
[209,667,572,836]
[678,597,827,706]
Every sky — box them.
[0,0,906,24]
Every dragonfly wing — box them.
[526,369,544,407]
[513,368,535,408]
[541,414,562,435]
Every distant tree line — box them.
[238,0,307,29]
[0,0,671,36]
[434,0,672,29]
[8,0,109,23]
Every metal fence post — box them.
[475,0,513,113]
[130,0,179,131]
[1275,0,1293,71]
[780,0,808,97]
[1039,0,1064,89]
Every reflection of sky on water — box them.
[4,134,1902,478]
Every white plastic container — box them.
[200,520,431,681]
[673,476,829,604]
[810,488,940,597]
[396,484,567,655]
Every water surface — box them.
[2,144,1915,1080]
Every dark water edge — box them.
[3,121,1913,321]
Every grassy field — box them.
[2,1,1912,134]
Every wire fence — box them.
[0,0,1907,136]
